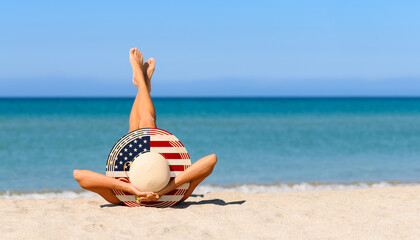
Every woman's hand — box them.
[130,184,160,203]
[136,192,161,202]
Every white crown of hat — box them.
[127,152,170,192]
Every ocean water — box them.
[1,97,420,198]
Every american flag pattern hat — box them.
[106,128,191,208]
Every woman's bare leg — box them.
[178,154,218,201]
[73,49,158,204]
[73,169,154,204]
[143,58,155,93]
[129,55,156,132]
[129,97,141,132]
[129,48,157,129]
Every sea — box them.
[1,97,420,198]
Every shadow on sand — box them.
[99,194,246,209]
[100,202,126,208]
[172,199,246,209]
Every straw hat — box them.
[127,151,170,192]
[106,128,191,208]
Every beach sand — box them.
[1,186,420,240]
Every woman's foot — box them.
[143,58,156,93]
[129,48,145,86]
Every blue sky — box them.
[1,0,420,96]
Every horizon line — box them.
[1,96,420,99]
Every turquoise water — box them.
[1,98,420,194]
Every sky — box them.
[1,0,420,97]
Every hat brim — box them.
[106,128,191,208]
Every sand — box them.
[1,186,420,240]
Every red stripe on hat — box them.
[169,165,187,171]
[168,140,182,149]
[150,128,172,135]
[125,201,139,207]
[113,189,131,196]
[165,188,187,195]
[159,152,183,159]
[150,141,177,147]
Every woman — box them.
[73,48,217,204]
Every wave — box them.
[0,190,97,199]
[194,181,420,194]
[1,181,419,199]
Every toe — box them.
[148,58,156,69]
[145,58,153,66]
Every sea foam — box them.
[1,181,419,199]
